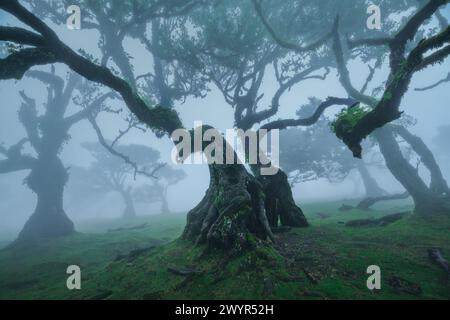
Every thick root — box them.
[183,164,274,251]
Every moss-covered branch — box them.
[0,47,59,80]
[331,10,450,157]
[261,97,359,131]
[0,0,184,135]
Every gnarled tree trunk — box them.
[17,155,74,242]
[182,164,275,251]
[181,124,309,251]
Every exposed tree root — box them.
[183,164,275,252]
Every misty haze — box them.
[0,0,449,303]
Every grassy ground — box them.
[0,199,449,300]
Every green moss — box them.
[382,91,392,101]
[1,201,449,300]
[331,106,370,138]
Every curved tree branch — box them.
[0,138,35,174]
[0,26,45,46]
[331,14,450,158]
[0,47,59,80]
[64,92,117,127]
[252,0,333,53]
[0,0,183,135]
[346,36,391,49]
[261,97,359,131]
[88,114,164,180]
[415,72,450,91]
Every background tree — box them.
[133,165,186,214]
[0,68,115,242]
[71,142,164,219]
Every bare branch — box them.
[415,72,450,91]
[252,0,333,53]
[346,36,391,49]
[361,64,377,94]
[65,92,117,127]
[261,97,359,131]
[110,114,146,148]
[0,138,35,174]
[88,114,164,180]
[332,24,374,106]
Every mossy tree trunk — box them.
[182,127,308,251]
[182,164,275,251]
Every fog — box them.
[1,2,449,243]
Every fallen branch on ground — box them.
[167,267,202,276]
[428,248,450,280]
[356,192,410,210]
[107,223,148,233]
[345,212,409,227]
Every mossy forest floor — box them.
[0,199,449,300]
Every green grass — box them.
[0,202,449,300]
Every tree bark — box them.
[182,164,275,251]
[16,155,74,242]
[255,169,308,228]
